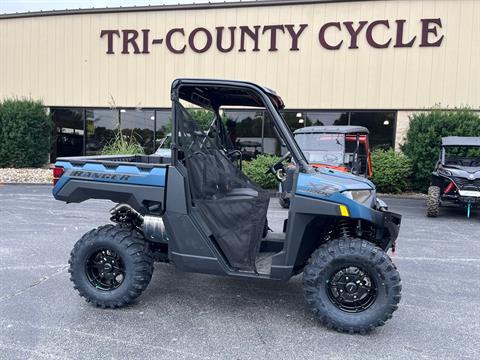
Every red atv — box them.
[278,126,373,208]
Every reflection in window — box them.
[282,111,395,150]
[85,109,117,155]
[224,110,265,160]
[51,108,84,160]
[282,112,305,132]
[263,112,283,156]
[120,109,155,154]
[155,110,171,152]
[350,112,395,149]
[282,111,348,132]
[304,112,348,127]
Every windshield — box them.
[443,146,480,167]
[295,133,345,165]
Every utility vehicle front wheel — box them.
[303,239,401,334]
[426,186,440,217]
[69,225,154,308]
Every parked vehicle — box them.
[278,126,373,208]
[52,79,402,333]
[427,136,480,218]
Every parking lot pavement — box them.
[0,185,479,360]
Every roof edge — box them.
[0,0,377,20]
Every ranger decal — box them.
[70,170,132,181]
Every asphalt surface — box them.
[0,185,479,360]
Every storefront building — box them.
[0,0,478,160]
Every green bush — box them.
[402,108,480,192]
[243,154,281,189]
[101,132,145,155]
[187,109,215,130]
[371,149,412,193]
[0,99,53,168]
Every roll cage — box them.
[170,79,308,170]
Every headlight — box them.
[342,190,373,204]
[438,167,452,176]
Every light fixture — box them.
[383,120,390,125]
[298,118,304,124]
[120,109,126,113]
[150,116,155,121]
[296,112,302,118]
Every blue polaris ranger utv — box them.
[52,79,402,333]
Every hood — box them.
[296,167,374,198]
[442,165,480,178]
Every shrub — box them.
[187,109,215,130]
[0,99,53,168]
[370,149,412,193]
[402,108,480,192]
[101,132,145,155]
[243,154,281,189]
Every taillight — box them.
[53,166,64,185]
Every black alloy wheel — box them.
[327,265,377,313]
[86,249,126,291]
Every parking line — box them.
[397,256,480,263]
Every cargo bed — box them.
[56,154,171,167]
[52,154,169,212]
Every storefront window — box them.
[350,112,396,149]
[282,110,395,150]
[282,111,307,132]
[51,108,84,160]
[51,106,396,161]
[85,109,117,155]
[120,109,155,154]
[282,111,348,132]
[224,110,264,160]
[263,112,283,156]
[304,112,348,127]
[155,110,171,152]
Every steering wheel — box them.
[265,152,291,181]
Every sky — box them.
[0,0,242,14]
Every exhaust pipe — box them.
[110,204,168,242]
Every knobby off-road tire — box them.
[426,186,441,217]
[303,239,401,334]
[69,224,154,308]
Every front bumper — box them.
[370,209,402,250]
[442,194,480,206]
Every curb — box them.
[0,182,52,186]
[0,183,427,200]
[377,193,426,200]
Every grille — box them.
[452,177,480,190]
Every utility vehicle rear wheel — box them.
[426,186,440,217]
[69,225,154,308]
[303,239,401,334]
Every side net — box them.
[176,102,270,270]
